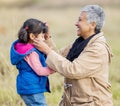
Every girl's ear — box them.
[29,33,35,40]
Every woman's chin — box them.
[77,30,81,35]
[77,32,81,36]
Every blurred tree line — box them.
[0,0,39,8]
[0,0,120,9]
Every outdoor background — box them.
[0,0,120,106]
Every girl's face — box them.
[29,33,45,43]
[36,33,45,41]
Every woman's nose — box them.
[75,22,78,26]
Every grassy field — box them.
[0,1,120,106]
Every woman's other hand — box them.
[33,38,51,55]
[44,23,51,40]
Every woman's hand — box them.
[33,38,51,55]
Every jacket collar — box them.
[87,32,105,46]
[84,32,113,63]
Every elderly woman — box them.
[33,5,113,106]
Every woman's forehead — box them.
[79,12,87,18]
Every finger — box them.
[44,22,49,31]
[32,39,40,45]
[33,38,40,42]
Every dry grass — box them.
[0,1,120,106]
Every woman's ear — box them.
[91,22,96,30]
[29,33,35,40]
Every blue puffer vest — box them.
[10,40,50,94]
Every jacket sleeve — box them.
[44,38,58,51]
[24,51,55,76]
[44,38,73,57]
[46,43,107,79]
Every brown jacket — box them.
[46,32,113,106]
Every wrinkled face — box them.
[75,12,93,39]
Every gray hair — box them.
[80,5,105,33]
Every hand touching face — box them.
[33,38,51,55]
[37,33,45,41]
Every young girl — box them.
[10,18,54,106]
